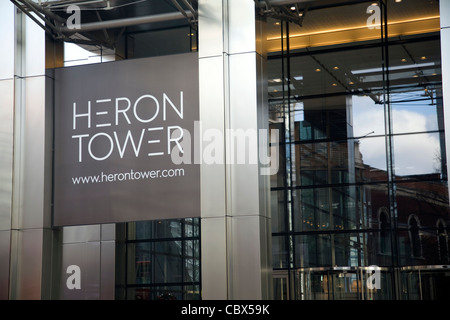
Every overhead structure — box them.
[11,0,198,49]
[255,0,311,26]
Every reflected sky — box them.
[352,95,442,176]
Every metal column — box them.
[0,1,15,301]
[0,2,55,299]
[440,0,450,204]
[198,0,272,299]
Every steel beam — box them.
[60,11,193,33]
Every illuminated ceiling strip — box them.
[267,15,441,41]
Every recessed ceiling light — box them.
[401,58,407,62]
[290,6,296,11]
[421,56,427,60]
[333,66,339,70]
[315,68,321,72]
[349,81,355,85]
[332,83,338,86]
[395,0,402,3]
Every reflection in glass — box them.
[267,0,449,301]
[352,95,385,138]
[391,90,442,134]
[393,132,444,177]
[437,220,449,263]
[357,136,388,175]
[271,190,287,233]
[272,235,289,269]
[121,219,201,300]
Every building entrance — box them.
[264,0,449,300]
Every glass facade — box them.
[115,219,201,300]
[267,0,450,300]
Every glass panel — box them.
[270,125,287,189]
[132,26,195,58]
[296,267,393,300]
[391,88,442,135]
[271,190,287,233]
[292,136,387,188]
[127,241,183,285]
[130,220,183,240]
[359,268,393,300]
[300,271,330,300]
[272,236,289,269]
[393,132,444,177]
[400,269,450,300]
[121,219,201,300]
[396,180,448,226]
[352,95,385,138]
[273,275,289,300]
[357,136,388,176]
[293,96,350,142]
[267,0,448,301]
[184,239,200,282]
[184,218,200,237]
[400,271,421,300]
[293,184,387,232]
[293,188,331,231]
[295,234,332,268]
[127,286,182,300]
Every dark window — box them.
[408,216,422,258]
[437,220,449,263]
[379,208,391,254]
[116,218,201,300]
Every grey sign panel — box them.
[53,53,199,226]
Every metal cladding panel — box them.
[11,229,44,300]
[441,1,450,202]
[0,230,11,299]
[53,53,200,226]
[60,242,101,300]
[22,76,47,229]
[198,0,224,58]
[199,56,226,219]
[0,2,14,80]
[0,80,14,230]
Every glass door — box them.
[273,270,290,300]
[297,266,391,300]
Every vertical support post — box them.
[198,0,272,299]
[0,3,55,299]
[440,0,450,203]
[0,0,15,301]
